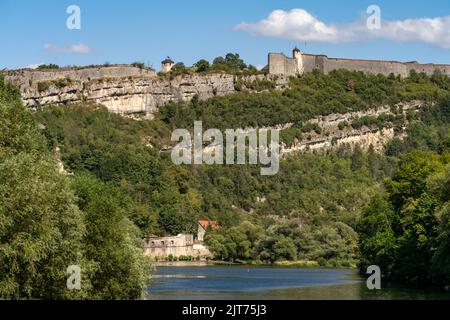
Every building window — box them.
[171,240,175,246]
[161,241,165,246]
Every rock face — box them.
[4,66,288,118]
[281,127,398,155]
[281,101,424,155]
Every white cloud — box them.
[43,43,93,54]
[381,17,450,49]
[235,9,450,49]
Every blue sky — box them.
[1,0,450,70]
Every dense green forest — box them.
[1,67,449,299]
[159,69,450,130]
[32,70,450,273]
[358,97,450,285]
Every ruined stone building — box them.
[144,234,194,259]
[144,220,219,260]
[197,220,220,242]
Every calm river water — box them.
[147,265,450,300]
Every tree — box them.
[37,64,59,70]
[358,151,450,285]
[0,76,85,299]
[224,53,246,70]
[0,76,47,154]
[194,59,210,73]
[387,151,444,210]
[157,209,184,235]
[1,76,150,299]
[273,236,297,261]
[429,165,450,282]
[367,145,381,177]
[71,174,149,299]
[0,153,85,299]
[211,53,247,72]
[204,233,228,260]
[351,145,365,171]
[212,56,225,65]
[433,203,450,282]
[357,194,397,277]
[394,193,438,281]
[170,62,189,75]
[247,65,258,73]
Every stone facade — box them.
[269,49,450,77]
[144,234,194,258]
[268,48,303,77]
[144,221,218,260]
[197,220,220,242]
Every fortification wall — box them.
[406,62,450,76]
[268,53,286,75]
[270,51,450,77]
[268,53,297,76]
[285,57,298,76]
[322,58,408,76]
[302,54,321,73]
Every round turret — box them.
[292,47,304,75]
[161,57,174,73]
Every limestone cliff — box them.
[2,65,423,154]
[280,100,423,155]
[4,66,288,118]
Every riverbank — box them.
[152,261,214,267]
[152,259,357,269]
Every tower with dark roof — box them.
[161,57,174,73]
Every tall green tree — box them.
[0,76,85,299]
[71,174,150,299]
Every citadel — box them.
[268,47,450,78]
[3,48,450,118]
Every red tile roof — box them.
[198,220,220,230]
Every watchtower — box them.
[293,47,304,75]
[161,57,174,73]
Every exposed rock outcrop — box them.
[281,101,424,155]
[4,66,288,119]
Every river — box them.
[147,265,450,300]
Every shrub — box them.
[131,62,145,69]
[37,81,50,92]
[37,64,59,70]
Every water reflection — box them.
[147,265,450,300]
